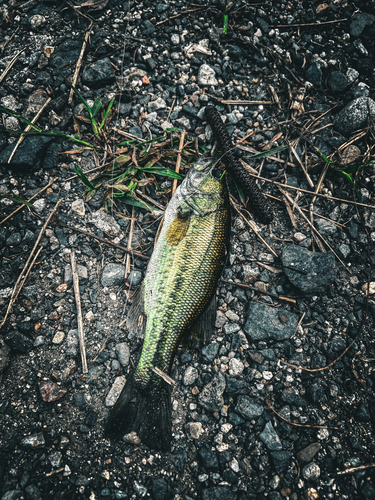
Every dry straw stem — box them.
[70,249,88,374]
[247,171,375,210]
[0,48,25,84]
[156,7,207,25]
[151,366,176,386]
[337,464,375,475]
[289,141,314,188]
[220,100,273,105]
[265,371,341,430]
[279,188,351,273]
[125,206,135,278]
[281,328,362,373]
[172,130,186,196]
[265,192,346,228]
[7,97,52,164]
[0,26,19,53]
[93,332,111,362]
[221,278,296,304]
[68,21,94,104]
[0,199,62,330]
[230,199,278,258]
[54,217,149,260]
[0,176,58,226]
[270,18,347,28]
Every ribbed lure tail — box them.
[105,375,172,452]
[205,105,274,223]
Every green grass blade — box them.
[115,194,159,212]
[57,70,94,118]
[100,98,115,129]
[74,164,96,189]
[223,14,228,34]
[0,105,42,132]
[141,166,183,179]
[0,194,34,207]
[91,97,103,119]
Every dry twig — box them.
[0,177,58,226]
[172,130,186,196]
[54,217,149,260]
[0,200,62,330]
[7,97,52,164]
[68,21,94,104]
[70,249,88,374]
[221,278,296,304]
[125,206,135,278]
[0,48,25,84]
[265,372,341,430]
[230,199,278,258]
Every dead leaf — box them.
[142,75,150,85]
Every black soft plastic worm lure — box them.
[205,105,274,223]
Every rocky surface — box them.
[0,1,375,500]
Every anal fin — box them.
[126,283,147,339]
[182,293,217,348]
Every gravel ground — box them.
[1,1,375,499]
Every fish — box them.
[105,156,231,452]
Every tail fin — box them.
[105,375,172,452]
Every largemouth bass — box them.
[105,157,230,451]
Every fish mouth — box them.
[193,157,215,173]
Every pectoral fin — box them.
[127,283,147,339]
[165,213,190,247]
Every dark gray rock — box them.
[21,432,45,448]
[22,229,35,244]
[118,102,132,115]
[201,342,219,363]
[350,13,375,37]
[152,478,168,500]
[333,97,375,137]
[6,233,21,246]
[127,270,142,286]
[51,39,83,68]
[281,245,335,293]
[0,136,54,171]
[82,58,115,88]
[235,395,263,420]
[25,484,42,500]
[244,302,299,341]
[5,331,33,353]
[0,343,11,373]
[328,71,347,92]
[259,421,283,451]
[228,412,245,426]
[156,4,169,14]
[297,443,321,463]
[305,63,322,86]
[198,371,225,412]
[101,264,126,287]
[270,450,293,473]
[202,487,235,500]
[225,376,247,395]
[356,403,371,422]
[198,443,219,471]
[115,343,130,367]
[1,491,24,500]
[308,383,326,403]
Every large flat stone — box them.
[244,302,299,341]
